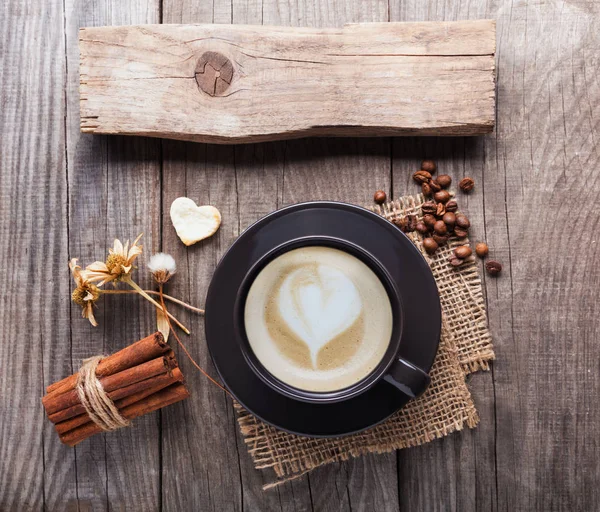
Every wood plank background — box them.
[1,0,599,510]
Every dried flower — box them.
[68,233,224,392]
[69,259,100,326]
[148,253,176,284]
[69,233,197,335]
[86,234,143,285]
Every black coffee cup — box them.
[233,235,431,404]
[205,201,440,436]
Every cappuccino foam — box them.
[244,246,393,392]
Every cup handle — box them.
[383,358,431,399]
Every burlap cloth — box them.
[235,194,495,489]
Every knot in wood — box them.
[195,52,233,97]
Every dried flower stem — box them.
[123,278,190,335]
[101,289,205,314]
[157,283,231,397]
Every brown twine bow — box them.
[76,356,131,431]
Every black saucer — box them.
[204,202,441,437]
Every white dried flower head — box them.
[86,234,143,285]
[148,253,177,284]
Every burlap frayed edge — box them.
[237,398,478,491]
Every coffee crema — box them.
[244,246,393,392]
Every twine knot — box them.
[76,356,131,431]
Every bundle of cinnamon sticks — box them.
[42,332,189,446]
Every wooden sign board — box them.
[80,21,496,144]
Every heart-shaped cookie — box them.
[170,197,221,246]
[277,265,362,367]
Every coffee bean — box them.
[448,256,463,267]
[423,214,436,229]
[429,179,442,193]
[421,201,437,215]
[475,242,489,258]
[413,170,432,184]
[454,245,472,259]
[485,260,502,276]
[421,160,437,173]
[415,221,429,235]
[433,220,447,235]
[406,215,418,232]
[436,203,446,217]
[434,190,450,203]
[374,190,387,204]
[445,200,458,212]
[442,212,456,227]
[455,214,470,229]
[436,174,452,188]
[423,237,439,254]
[421,182,432,197]
[459,177,475,192]
[393,217,408,232]
[433,234,449,246]
[454,227,468,239]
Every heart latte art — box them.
[244,247,393,392]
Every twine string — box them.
[76,355,131,431]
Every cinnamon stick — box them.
[54,368,184,435]
[43,352,176,416]
[60,382,190,446]
[45,332,168,396]
[49,362,180,424]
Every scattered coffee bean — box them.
[455,214,470,229]
[421,201,437,215]
[416,221,429,235]
[393,216,408,231]
[433,220,447,236]
[421,160,437,174]
[454,245,472,259]
[406,215,418,232]
[445,200,458,212]
[436,174,452,188]
[413,170,432,185]
[485,260,502,276]
[412,169,498,270]
[423,237,439,254]
[423,214,436,229]
[442,212,456,227]
[434,190,451,204]
[374,190,387,204]
[454,227,468,239]
[429,179,442,193]
[448,256,463,267]
[433,234,449,246]
[459,177,475,192]
[475,242,489,258]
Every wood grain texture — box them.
[61,0,163,509]
[389,1,600,511]
[483,2,600,510]
[160,142,245,512]
[78,20,496,143]
[2,0,600,510]
[0,0,70,510]
[391,137,497,512]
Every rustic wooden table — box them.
[1,0,599,510]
